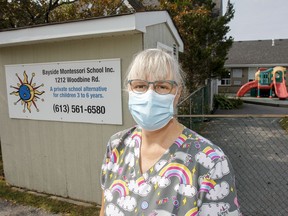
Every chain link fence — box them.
[178,115,288,216]
[177,79,218,119]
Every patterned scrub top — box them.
[100,126,242,216]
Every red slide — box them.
[236,80,258,97]
[274,82,288,99]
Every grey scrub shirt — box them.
[101,126,242,216]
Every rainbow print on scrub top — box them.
[109,180,129,197]
[159,162,192,185]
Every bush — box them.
[279,117,288,133]
[214,94,243,110]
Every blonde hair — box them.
[125,49,184,89]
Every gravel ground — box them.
[0,198,61,216]
[215,102,288,115]
[212,103,288,215]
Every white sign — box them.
[5,59,122,125]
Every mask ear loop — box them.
[173,85,183,117]
[171,86,179,117]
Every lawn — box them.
[0,179,100,215]
[280,116,288,133]
[0,143,100,216]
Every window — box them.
[220,78,231,86]
[248,67,257,81]
[232,69,243,78]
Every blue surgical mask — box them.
[128,90,176,131]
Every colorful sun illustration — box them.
[10,71,45,113]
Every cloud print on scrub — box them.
[106,204,124,216]
[101,148,120,173]
[104,180,137,212]
[206,181,230,200]
[128,176,152,196]
[198,202,241,216]
[150,162,197,198]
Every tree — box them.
[50,0,132,22]
[156,0,235,92]
[0,0,131,29]
[0,0,78,28]
[0,0,234,94]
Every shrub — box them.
[214,94,243,110]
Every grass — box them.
[0,145,3,179]
[0,180,101,215]
[279,116,288,133]
[0,143,100,215]
[0,179,100,215]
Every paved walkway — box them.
[216,100,288,115]
[210,101,288,215]
[241,96,288,108]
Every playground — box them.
[237,66,288,100]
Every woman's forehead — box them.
[130,70,174,81]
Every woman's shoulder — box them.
[108,126,138,148]
[182,127,224,154]
[110,126,137,139]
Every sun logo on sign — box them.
[10,71,45,113]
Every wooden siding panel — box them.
[144,23,178,57]
[0,34,142,204]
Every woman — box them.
[100,49,241,215]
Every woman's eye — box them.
[133,84,148,92]
[156,84,169,90]
[161,85,169,89]
[135,85,146,89]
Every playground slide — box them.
[274,82,288,99]
[236,80,258,97]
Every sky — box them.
[222,0,288,41]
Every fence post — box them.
[189,96,193,128]
[201,87,203,115]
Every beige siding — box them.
[0,33,143,204]
[0,20,182,205]
[144,23,178,57]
